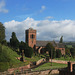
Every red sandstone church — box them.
[25,28,65,55]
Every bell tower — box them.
[25,28,36,48]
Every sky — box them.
[0,0,75,42]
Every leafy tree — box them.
[70,48,75,58]
[45,43,56,59]
[19,41,33,58]
[59,36,63,43]
[56,49,62,58]
[0,22,5,43]
[10,32,19,49]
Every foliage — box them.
[59,36,63,43]
[10,32,19,49]
[0,22,5,43]
[19,41,33,58]
[45,43,56,59]
[65,48,71,56]
[1,40,7,46]
[56,49,62,58]
[25,47,33,58]
[70,48,75,58]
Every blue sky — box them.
[1,0,75,23]
[0,0,75,41]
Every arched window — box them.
[30,34,35,39]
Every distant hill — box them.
[64,42,75,48]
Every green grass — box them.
[32,62,67,71]
[1,45,43,68]
[55,57,75,61]
[25,55,42,62]
[1,45,28,68]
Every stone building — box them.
[25,28,65,55]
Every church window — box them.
[30,34,34,39]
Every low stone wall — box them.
[18,69,59,75]
[49,59,68,64]
[8,64,30,74]
[36,58,46,65]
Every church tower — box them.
[25,28,36,48]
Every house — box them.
[25,28,65,55]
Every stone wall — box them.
[26,69,59,75]
[49,59,68,64]
[8,64,30,74]
[36,58,46,65]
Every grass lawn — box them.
[25,55,42,62]
[55,57,75,61]
[32,62,67,71]
[2,45,43,67]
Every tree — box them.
[56,49,62,58]
[19,41,33,58]
[25,47,33,58]
[59,36,63,43]
[10,32,19,49]
[0,22,5,43]
[45,43,56,59]
[70,48,75,58]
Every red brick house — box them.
[25,28,65,55]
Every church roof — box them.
[36,40,65,48]
[56,43,65,48]
[36,40,57,47]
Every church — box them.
[25,28,65,55]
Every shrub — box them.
[70,48,75,58]
[19,41,33,58]
[25,47,33,58]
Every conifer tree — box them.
[59,36,63,43]
[10,32,19,49]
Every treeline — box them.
[0,22,33,58]
[0,22,34,72]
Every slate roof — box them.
[36,40,65,48]
[36,41,57,47]
[56,43,65,48]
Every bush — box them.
[19,41,33,58]
[56,49,62,58]
[70,48,75,58]
[25,47,33,58]
[1,40,7,46]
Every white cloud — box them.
[4,17,75,42]
[0,0,8,13]
[40,5,46,13]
